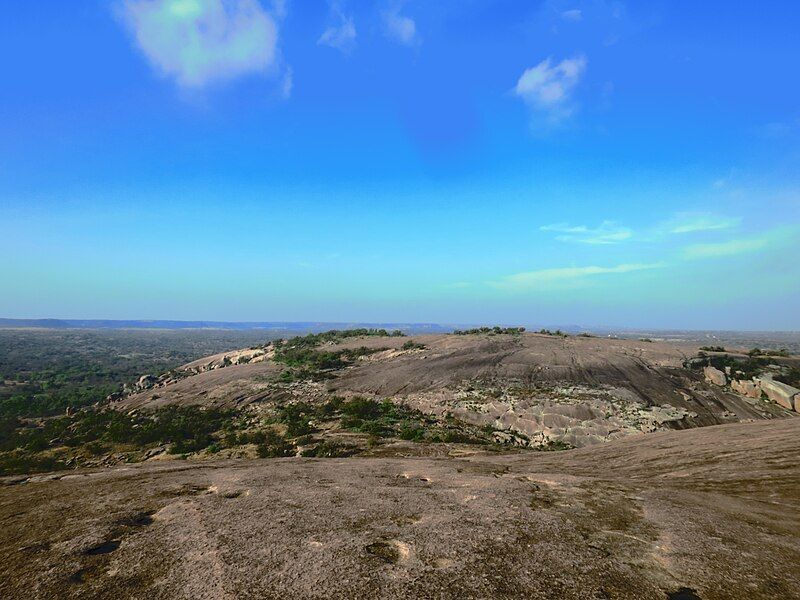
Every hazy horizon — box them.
[1,317,799,334]
[2,1,799,329]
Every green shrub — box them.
[300,440,357,458]
[256,431,296,458]
[0,452,67,477]
[453,327,525,336]
[401,340,426,350]
[276,403,317,437]
[537,329,567,337]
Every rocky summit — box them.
[116,331,793,448]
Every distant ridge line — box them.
[0,318,454,332]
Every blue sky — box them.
[2,0,799,329]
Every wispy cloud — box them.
[382,1,418,47]
[118,0,282,88]
[281,67,293,98]
[561,9,582,21]
[665,212,741,234]
[754,118,800,139]
[682,238,767,260]
[680,227,798,260]
[514,55,587,125]
[492,262,662,291]
[318,3,356,53]
[540,220,632,244]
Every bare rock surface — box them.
[757,375,800,410]
[1,418,799,599]
[116,333,792,448]
[730,378,761,398]
[702,366,727,387]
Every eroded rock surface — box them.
[758,375,800,410]
[112,333,794,449]
[2,418,799,599]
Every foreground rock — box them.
[1,418,799,599]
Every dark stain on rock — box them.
[116,511,154,528]
[84,539,121,556]
[366,541,399,564]
[667,588,702,600]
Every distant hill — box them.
[0,318,454,333]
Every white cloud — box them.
[755,119,800,139]
[514,55,587,125]
[281,67,293,98]
[318,4,356,53]
[119,0,282,88]
[493,262,662,291]
[561,9,582,21]
[682,238,767,260]
[666,212,741,234]
[680,226,798,260]
[540,220,632,244]
[382,2,418,46]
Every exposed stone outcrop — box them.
[185,348,269,375]
[730,378,761,399]
[758,375,800,411]
[136,374,158,390]
[703,366,727,387]
[726,375,800,413]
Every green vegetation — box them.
[699,345,726,352]
[268,396,502,447]
[689,353,767,381]
[537,329,568,337]
[453,326,525,336]
[273,345,382,371]
[2,405,234,453]
[775,368,800,388]
[401,339,426,350]
[0,328,577,478]
[0,329,278,419]
[271,329,404,352]
[691,349,798,387]
[577,332,596,338]
[0,405,238,476]
[300,440,358,458]
[540,439,573,451]
[270,329,403,380]
[748,347,790,357]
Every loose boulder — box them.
[703,366,727,387]
[757,376,800,411]
[136,374,158,390]
[730,378,761,399]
